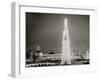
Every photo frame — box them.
[11,2,96,78]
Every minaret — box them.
[61,18,71,64]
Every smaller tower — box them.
[37,45,40,51]
[85,49,89,59]
[35,45,43,59]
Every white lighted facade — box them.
[61,18,71,64]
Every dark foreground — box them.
[26,58,89,67]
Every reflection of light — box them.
[61,18,71,64]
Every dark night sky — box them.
[26,12,89,54]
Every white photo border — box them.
[11,2,97,78]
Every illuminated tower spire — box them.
[61,18,71,64]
